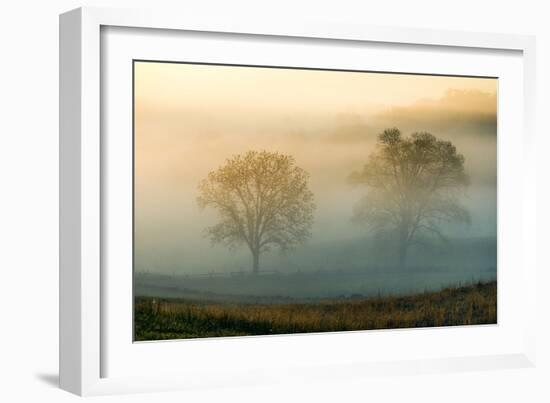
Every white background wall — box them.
[0,1,548,402]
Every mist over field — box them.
[134,62,497,299]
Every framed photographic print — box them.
[132,61,498,341]
[60,7,537,396]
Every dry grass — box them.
[134,281,496,341]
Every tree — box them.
[197,150,315,273]
[349,128,470,266]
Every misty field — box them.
[134,281,496,341]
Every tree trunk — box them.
[398,240,408,268]
[252,249,260,274]
[398,224,409,268]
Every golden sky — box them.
[135,61,496,117]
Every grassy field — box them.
[134,281,496,341]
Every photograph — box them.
[133,61,498,341]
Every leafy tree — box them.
[197,150,315,273]
[349,128,470,266]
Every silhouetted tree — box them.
[349,128,470,266]
[198,151,315,273]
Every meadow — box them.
[134,280,496,341]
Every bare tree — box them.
[349,128,470,266]
[197,150,315,273]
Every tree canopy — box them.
[349,128,470,266]
[197,150,315,273]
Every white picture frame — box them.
[59,6,537,396]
